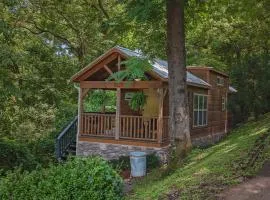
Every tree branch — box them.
[98,0,110,19]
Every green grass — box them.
[128,113,270,200]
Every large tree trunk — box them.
[166,0,192,150]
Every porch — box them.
[79,112,169,146]
[72,47,172,151]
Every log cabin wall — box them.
[188,68,229,139]
[162,84,210,138]
[207,70,229,135]
[188,86,210,138]
[120,89,141,116]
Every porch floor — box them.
[79,135,170,148]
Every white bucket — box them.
[130,151,146,177]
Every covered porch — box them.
[78,82,170,147]
[73,47,171,147]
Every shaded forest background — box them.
[0,0,269,172]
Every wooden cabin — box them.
[70,46,236,161]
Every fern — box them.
[129,92,147,111]
[107,57,152,82]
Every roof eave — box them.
[187,82,211,89]
[71,47,123,82]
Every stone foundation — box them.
[76,141,170,164]
[191,132,226,147]
[77,132,226,163]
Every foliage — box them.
[129,92,147,111]
[229,53,270,121]
[119,0,270,123]
[110,154,160,172]
[146,153,161,170]
[128,113,270,199]
[107,57,152,82]
[0,157,123,200]
[110,156,131,171]
[0,138,38,172]
[84,90,116,112]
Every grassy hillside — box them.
[128,113,270,200]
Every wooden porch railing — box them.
[81,113,115,137]
[162,116,170,142]
[120,115,158,141]
[80,113,169,144]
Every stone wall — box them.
[77,132,226,163]
[191,132,226,147]
[76,141,170,163]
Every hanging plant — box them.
[129,92,147,111]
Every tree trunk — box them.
[166,0,192,151]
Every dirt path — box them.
[218,161,270,200]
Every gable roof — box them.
[115,46,211,88]
[71,46,211,88]
[187,66,229,77]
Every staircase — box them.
[55,116,78,161]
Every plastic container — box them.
[130,151,146,177]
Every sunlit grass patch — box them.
[128,113,270,200]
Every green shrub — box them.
[0,138,38,171]
[110,156,131,171]
[146,153,160,170]
[110,153,160,172]
[0,157,123,200]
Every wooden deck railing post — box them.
[115,88,121,140]
[115,55,121,140]
[157,88,164,143]
[78,87,83,136]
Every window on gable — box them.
[217,76,224,86]
[193,94,208,127]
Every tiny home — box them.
[56,46,236,162]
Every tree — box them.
[166,0,191,152]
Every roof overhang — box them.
[71,46,212,89]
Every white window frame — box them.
[222,96,226,111]
[193,93,208,127]
[217,76,224,86]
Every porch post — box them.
[115,88,121,140]
[76,87,83,155]
[225,92,228,134]
[157,88,164,143]
[115,54,121,140]
[79,88,84,135]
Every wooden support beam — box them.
[103,65,113,75]
[115,88,121,140]
[117,55,121,71]
[157,88,164,143]
[75,87,83,155]
[82,88,90,98]
[225,93,228,133]
[80,81,165,89]
[77,53,118,81]
[78,87,84,136]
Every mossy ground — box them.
[127,113,270,200]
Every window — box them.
[193,94,208,127]
[124,92,134,101]
[217,76,224,86]
[222,96,226,111]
